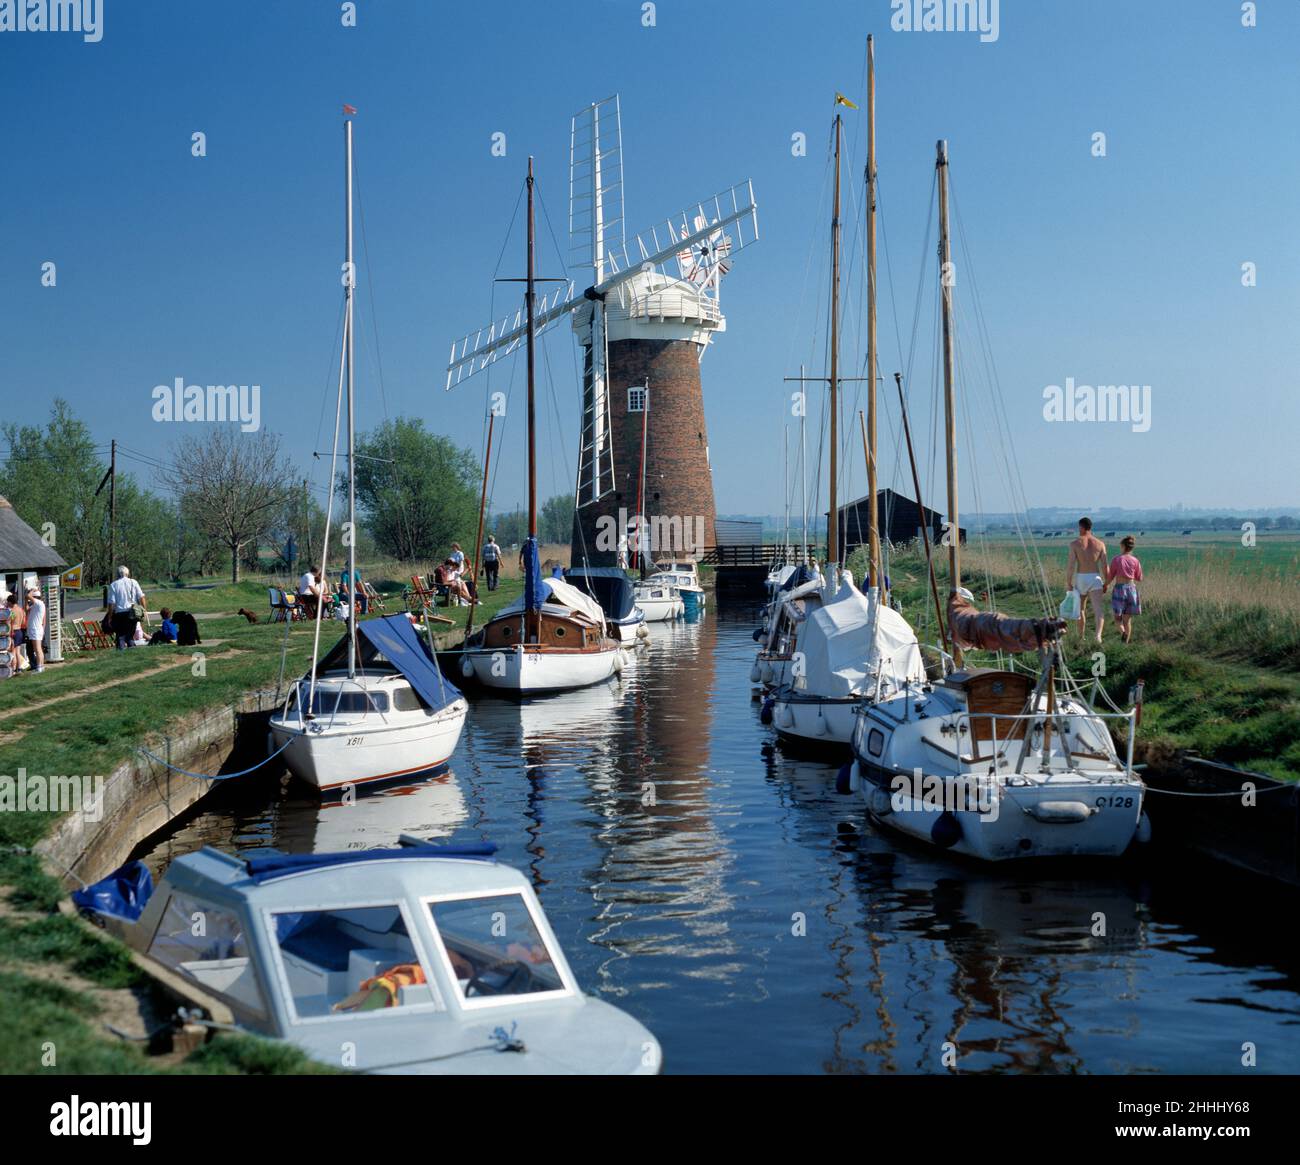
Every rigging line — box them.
[950,182,1053,613]
[313,296,348,456]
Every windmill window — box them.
[627,386,647,413]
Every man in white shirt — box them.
[297,566,321,619]
[106,565,146,650]
[24,586,46,673]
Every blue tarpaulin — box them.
[356,614,462,713]
[72,860,154,921]
[246,842,499,883]
[522,535,544,612]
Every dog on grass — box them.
[236,608,259,624]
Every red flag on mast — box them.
[342,104,357,115]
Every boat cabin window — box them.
[147,893,268,1019]
[300,686,390,715]
[390,685,425,712]
[270,905,436,1020]
[428,893,565,1005]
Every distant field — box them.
[978,529,1299,581]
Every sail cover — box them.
[947,593,1066,654]
[795,580,926,698]
[522,535,545,612]
[566,567,638,621]
[310,613,463,712]
[496,576,606,625]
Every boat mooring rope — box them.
[134,735,294,781]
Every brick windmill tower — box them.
[446,96,758,568]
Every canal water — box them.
[138,603,1300,1074]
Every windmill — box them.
[447,95,758,566]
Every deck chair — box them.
[363,580,387,613]
[269,587,301,623]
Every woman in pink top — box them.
[1107,536,1144,643]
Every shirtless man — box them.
[1066,517,1108,643]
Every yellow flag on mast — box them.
[834,92,859,109]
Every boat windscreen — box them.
[429,893,565,1001]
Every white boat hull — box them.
[270,698,468,794]
[769,694,856,747]
[859,766,1145,860]
[460,644,621,693]
[637,595,682,622]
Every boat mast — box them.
[526,157,538,542]
[828,113,842,569]
[782,426,789,559]
[345,114,357,679]
[865,35,882,596]
[525,156,539,644]
[800,363,809,564]
[936,139,962,665]
[635,378,649,574]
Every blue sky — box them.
[2,0,1296,522]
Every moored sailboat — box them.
[454,159,622,694]
[848,139,1148,860]
[270,110,468,793]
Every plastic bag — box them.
[1058,589,1081,621]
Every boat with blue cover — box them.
[73,838,661,1074]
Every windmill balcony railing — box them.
[623,290,722,325]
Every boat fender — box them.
[752,627,764,642]
[637,624,649,639]
[931,811,962,849]
[460,655,474,678]
[1029,800,1093,824]
[760,661,773,684]
[613,652,624,675]
[835,763,854,795]
[265,731,275,758]
[775,702,795,729]
[750,662,762,684]
[868,788,893,817]
[1135,811,1152,845]
[760,698,774,725]
[813,714,828,737]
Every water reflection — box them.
[137,601,1300,1074]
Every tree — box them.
[164,429,292,583]
[351,418,479,562]
[0,399,178,584]
[539,493,575,545]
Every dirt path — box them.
[0,643,234,725]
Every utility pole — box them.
[108,438,117,575]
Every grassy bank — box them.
[0,567,522,1074]
[848,535,1300,782]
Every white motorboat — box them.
[270,114,467,794]
[633,578,683,622]
[644,560,705,610]
[74,839,661,1074]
